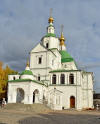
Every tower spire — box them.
[26,58,29,67]
[48,8,54,24]
[47,9,55,34]
[25,58,30,70]
[59,25,66,50]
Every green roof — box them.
[8,79,32,82]
[20,70,33,75]
[44,33,56,37]
[49,69,81,73]
[8,79,48,86]
[60,50,74,63]
[48,24,54,27]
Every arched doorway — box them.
[70,96,75,108]
[33,89,39,103]
[16,88,24,103]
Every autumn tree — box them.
[0,61,18,100]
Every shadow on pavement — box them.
[18,112,100,124]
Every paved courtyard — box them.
[0,104,100,124]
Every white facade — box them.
[7,16,94,110]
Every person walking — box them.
[1,98,6,108]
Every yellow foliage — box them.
[0,61,18,99]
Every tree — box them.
[0,61,18,100]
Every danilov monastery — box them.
[7,14,94,110]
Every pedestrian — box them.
[1,98,6,108]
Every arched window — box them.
[46,43,49,48]
[38,57,42,64]
[69,74,74,84]
[13,77,15,80]
[52,74,56,84]
[38,75,40,81]
[60,74,65,84]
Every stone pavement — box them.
[0,104,100,124]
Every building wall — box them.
[42,37,60,50]
[8,75,20,81]
[82,72,93,108]
[49,71,82,85]
[30,44,61,81]
[49,71,93,109]
[8,81,47,104]
[62,61,77,70]
[48,86,82,109]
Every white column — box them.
[53,95,56,105]
[13,92,16,103]
[65,73,67,84]
[60,95,62,106]
[35,94,39,103]
[58,74,61,85]
[67,73,69,84]
[57,74,59,85]
[50,75,52,84]
[48,94,50,106]
[24,93,28,104]
[28,94,33,104]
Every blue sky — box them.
[0,0,100,92]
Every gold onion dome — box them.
[48,16,54,23]
[59,32,65,46]
[59,32,65,41]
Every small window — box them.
[69,74,74,84]
[60,74,65,84]
[38,57,42,64]
[46,43,49,48]
[38,76,40,81]
[52,74,56,84]
[13,77,15,80]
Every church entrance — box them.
[33,89,39,103]
[70,96,75,108]
[16,88,24,103]
[33,92,35,103]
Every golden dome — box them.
[59,32,66,46]
[48,17,54,23]
[60,41,65,46]
[59,32,65,41]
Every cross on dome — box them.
[48,8,54,24]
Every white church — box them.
[7,15,94,110]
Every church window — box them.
[46,43,49,48]
[69,74,74,84]
[49,28,51,33]
[13,77,15,80]
[38,76,40,81]
[60,74,65,84]
[38,57,42,64]
[52,74,56,84]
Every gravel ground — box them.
[19,113,100,124]
[0,104,100,124]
